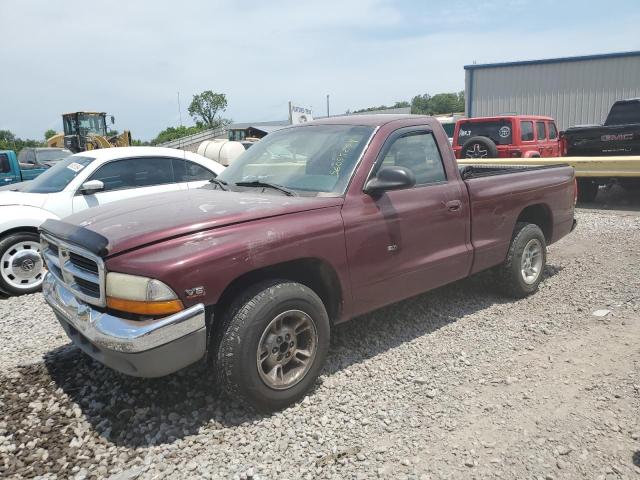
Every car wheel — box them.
[0,232,45,296]
[461,136,499,159]
[213,280,330,412]
[577,179,599,203]
[495,222,547,298]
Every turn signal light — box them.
[106,297,184,316]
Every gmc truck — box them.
[40,115,577,411]
[563,98,640,201]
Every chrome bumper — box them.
[43,273,207,377]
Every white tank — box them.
[197,139,246,166]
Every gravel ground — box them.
[1,202,639,479]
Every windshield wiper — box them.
[234,180,297,196]
[209,178,228,191]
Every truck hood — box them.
[0,190,48,208]
[65,188,344,256]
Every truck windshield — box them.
[457,120,513,145]
[22,156,94,193]
[604,101,640,126]
[217,124,375,196]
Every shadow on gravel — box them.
[1,262,563,466]
[633,451,640,467]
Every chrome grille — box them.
[40,233,106,307]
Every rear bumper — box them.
[42,273,206,377]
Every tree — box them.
[149,125,207,145]
[0,130,41,152]
[411,91,465,115]
[44,129,57,140]
[188,91,231,129]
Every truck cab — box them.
[453,115,560,159]
[0,149,72,188]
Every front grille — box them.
[41,234,106,307]
[74,276,101,297]
[69,252,99,274]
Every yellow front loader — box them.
[46,112,131,153]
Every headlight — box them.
[106,272,183,315]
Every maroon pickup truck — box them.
[40,115,576,411]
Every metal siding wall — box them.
[468,55,640,129]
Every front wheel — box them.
[0,232,45,296]
[495,222,547,298]
[213,280,330,412]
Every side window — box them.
[520,121,534,142]
[0,154,10,173]
[536,121,546,141]
[548,122,558,139]
[172,159,216,182]
[90,157,174,192]
[18,149,36,166]
[379,132,446,186]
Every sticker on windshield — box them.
[66,162,85,173]
[499,126,511,138]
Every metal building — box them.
[464,51,640,130]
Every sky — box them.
[1,0,639,141]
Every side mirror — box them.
[80,179,104,195]
[110,115,115,125]
[364,166,416,195]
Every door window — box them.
[536,121,546,141]
[172,159,216,182]
[520,121,534,141]
[380,131,446,185]
[0,154,10,173]
[89,157,174,192]
[548,122,558,139]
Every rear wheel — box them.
[495,222,546,298]
[0,232,44,296]
[577,179,599,203]
[213,280,330,412]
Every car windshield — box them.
[35,149,73,164]
[216,124,375,196]
[22,156,94,193]
[457,119,513,145]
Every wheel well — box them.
[213,258,342,323]
[516,204,552,242]
[0,226,39,239]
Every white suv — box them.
[0,147,225,295]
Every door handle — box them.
[445,200,462,212]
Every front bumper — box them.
[42,273,207,377]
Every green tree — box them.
[0,130,42,152]
[44,129,57,141]
[150,125,208,145]
[188,91,231,129]
[411,91,465,115]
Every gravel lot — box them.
[1,192,639,479]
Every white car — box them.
[0,147,225,295]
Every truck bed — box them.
[458,163,569,180]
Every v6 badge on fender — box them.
[185,286,205,298]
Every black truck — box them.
[563,98,640,201]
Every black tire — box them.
[461,136,499,159]
[495,222,547,298]
[577,179,599,203]
[0,232,44,296]
[213,280,330,412]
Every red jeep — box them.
[453,115,560,159]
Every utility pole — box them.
[177,91,183,127]
[326,94,330,118]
